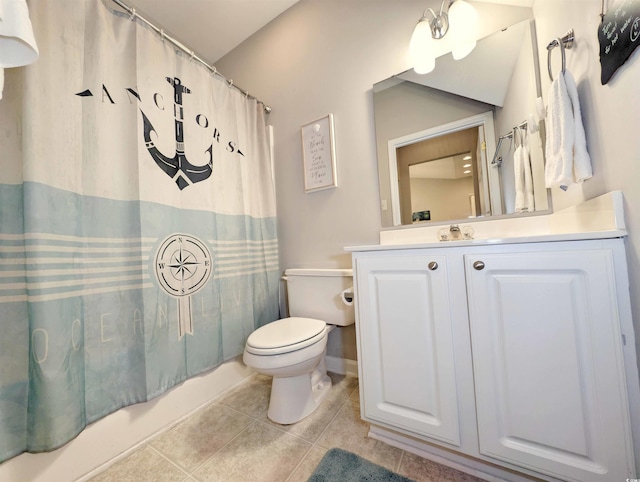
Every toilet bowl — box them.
[244,317,332,424]
[242,269,354,425]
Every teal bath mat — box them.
[308,448,415,481]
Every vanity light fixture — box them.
[409,0,479,74]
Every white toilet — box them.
[243,268,355,425]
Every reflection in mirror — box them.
[409,150,476,223]
[389,112,499,225]
[374,19,551,227]
[409,147,476,223]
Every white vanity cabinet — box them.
[354,252,463,447]
[351,238,638,482]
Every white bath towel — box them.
[0,0,39,100]
[514,128,535,213]
[544,70,592,189]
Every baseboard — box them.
[325,356,358,377]
[0,357,253,482]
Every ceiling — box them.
[115,0,300,64]
[113,0,535,67]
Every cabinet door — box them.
[465,250,635,481]
[355,254,460,446]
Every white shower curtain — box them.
[0,0,279,461]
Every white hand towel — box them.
[544,70,592,189]
[564,70,592,183]
[514,143,526,212]
[544,73,574,188]
[522,142,535,212]
[0,0,39,100]
[514,128,535,213]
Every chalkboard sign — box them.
[301,114,337,192]
[599,0,640,84]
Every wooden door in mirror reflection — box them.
[398,127,483,224]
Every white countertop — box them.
[346,191,627,252]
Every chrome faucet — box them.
[438,224,474,242]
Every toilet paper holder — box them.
[341,287,354,306]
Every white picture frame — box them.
[301,114,337,193]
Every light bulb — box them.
[448,0,479,60]
[410,18,436,74]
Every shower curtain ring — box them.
[244,90,249,98]
[190,50,195,60]
[228,79,234,87]
[129,8,136,20]
[160,29,165,41]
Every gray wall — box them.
[411,177,475,222]
[216,0,640,367]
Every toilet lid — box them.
[246,317,326,355]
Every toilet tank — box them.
[284,268,354,326]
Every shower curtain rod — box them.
[110,0,272,114]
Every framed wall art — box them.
[301,114,337,193]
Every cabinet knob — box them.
[473,261,485,271]
[428,261,438,271]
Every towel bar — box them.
[491,120,528,166]
[547,28,575,81]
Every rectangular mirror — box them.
[374,18,551,227]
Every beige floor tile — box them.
[89,445,188,482]
[192,421,311,482]
[285,445,329,482]
[87,371,522,482]
[327,373,359,400]
[398,452,487,482]
[218,373,271,418]
[150,402,254,472]
[256,373,358,443]
[315,397,403,473]
[349,386,361,402]
[259,388,346,442]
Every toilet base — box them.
[267,362,332,425]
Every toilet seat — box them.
[245,317,327,356]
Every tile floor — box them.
[89,372,486,482]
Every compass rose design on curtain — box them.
[155,234,212,339]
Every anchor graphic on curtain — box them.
[141,76,213,190]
